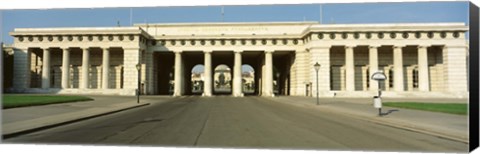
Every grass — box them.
[2,95,94,109]
[383,102,468,115]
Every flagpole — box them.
[130,8,133,26]
[319,4,323,24]
[221,6,224,22]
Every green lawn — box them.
[2,95,93,109]
[383,102,468,115]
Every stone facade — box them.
[5,22,469,98]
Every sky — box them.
[0,1,470,72]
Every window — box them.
[378,32,384,39]
[427,32,434,38]
[413,68,419,88]
[415,32,421,38]
[318,33,324,39]
[365,32,372,39]
[329,33,336,39]
[354,33,359,39]
[341,33,348,39]
[390,32,396,39]
[388,69,394,88]
[402,32,409,39]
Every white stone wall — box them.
[443,46,468,93]
[123,48,142,95]
[9,22,469,97]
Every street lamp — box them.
[314,62,321,105]
[136,63,141,104]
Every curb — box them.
[320,106,469,144]
[264,97,468,144]
[3,103,150,139]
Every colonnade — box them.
[173,50,275,97]
[342,45,431,92]
[38,47,114,90]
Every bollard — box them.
[373,96,382,116]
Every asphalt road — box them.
[4,96,468,152]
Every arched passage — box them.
[242,64,255,95]
[214,64,232,95]
[191,64,204,95]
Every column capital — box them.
[344,45,356,49]
[233,50,243,53]
[393,45,406,49]
[203,50,213,53]
[417,45,429,49]
[173,50,183,54]
[61,47,71,51]
[101,47,110,51]
[265,50,274,53]
[368,45,381,49]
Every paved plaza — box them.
[2,96,468,153]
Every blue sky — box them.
[0,1,469,44]
[0,1,470,72]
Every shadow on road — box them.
[380,109,400,116]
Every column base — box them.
[262,92,275,97]
[232,93,244,97]
[202,93,212,97]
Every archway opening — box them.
[242,64,255,95]
[191,64,205,95]
[214,64,232,95]
[273,66,280,95]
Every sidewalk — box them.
[266,96,469,143]
[1,95,165,138]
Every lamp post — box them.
[314,62,321,105]
[136,63,141,104]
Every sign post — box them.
[371,71,386,116]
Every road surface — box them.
[4,96,468,152]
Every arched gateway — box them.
[5,22,469,98]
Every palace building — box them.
[3,22,469,98]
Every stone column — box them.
[417,46,430,91]
[233,50,244,97]
[41,48,51,89]
[12,48,30,89]
[393,46,404,91]
[81,48,90,89]
[102,47,110,89]
[263,50,274,97]
[345,46,355,91]
[146,51,154,94]
[173,51,183,96]
[61,48,70,88]
[203,50,213,96]
[369,45,379,91]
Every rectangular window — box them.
[388,69,394,88]
[413,69,419,88]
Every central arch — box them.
[214,64,232,95]
[242,64,255,95]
